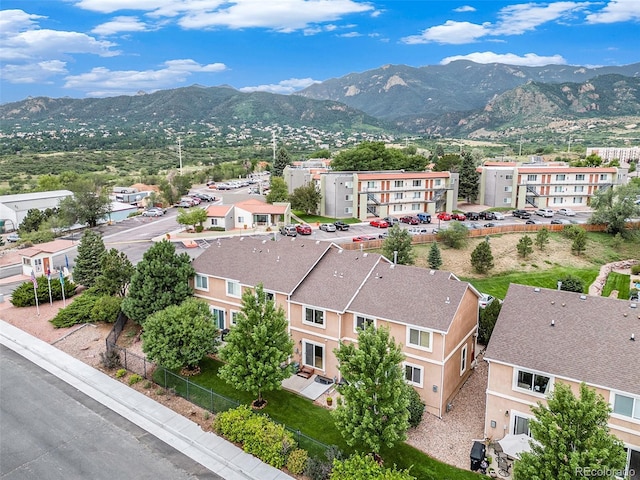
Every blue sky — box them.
[1,0,639,103]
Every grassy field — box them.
[601,272,631,299]
[292,211,361,225]
[159,357,483,480]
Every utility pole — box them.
[567,135,572,154]
[272,131,276,162]
[519,136,523,157]
[177,137,183,175]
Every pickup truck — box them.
[334,221,350,231]
[512,209,531,219]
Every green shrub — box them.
[195,225,204,233]
[208,226,225,231]
[406,388,425,428]
[10,276,76,307]
[286,449,309,475]
[331,453,416,480]
[49,292,100,328]
[90,295,122,323]
[212,405,254,442]
[116,369,127,378]
[128,374,143,385]
[631,264,640,275]
[561,224,584,239]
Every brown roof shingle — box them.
[485,284,640,396]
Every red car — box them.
[400,215,420,225]
[369,218,389,228]
[437,212,452,221]
[296,224,312,235]
[352,235,377,242]
[451,213,466,221]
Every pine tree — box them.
[273,146,292,177]
[470,239,494,274]
[516,235,533,258]
[333,324,411,456]
[534,227,550,251]
[571,229,587,255]
[458,151,479,203]
[218,284,293,407]
[73,230,106,287]
[428,242,442,270]
[382,225,414,265]
[513,383,626,480]
[94,248,134,297]
[121,240,194,324]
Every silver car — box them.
[319,223,336,232]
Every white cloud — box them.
[92,16,150,36]
[63,59,227,96]
[239,77,320,94]
[492,2,590,35]
[586,0,640,23]
[0,9,45,34]
[441,51,567,67]
[1,60,68,84]
[402,21,490,45]
[453,6,476,13]
[72,0,177,14]
[339,31,362,37]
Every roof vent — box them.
[534,288,540,292]
[262,240,267,244]
[240,237,244,241]
[551,320,555,327]
[551,301,555,305]
[580,295,587,300]
[252,248,256,253]
[390,264,395,269]
[316,240,320,244]
[291,237,295,241]
[363,253,368,257]
[631,303,637,309]
[430,270,435,275]
[276,255,280,262]
[445,296,450,304]
[562,303,566,307]
[334,270,338,277]
[338,249,343,254]
[631,334,636,341]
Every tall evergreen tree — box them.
[571,229,587,255]
[382,225,414,265]
[427,242,442,270]
[458,151,479,202]
[534,227,550,251]
[333,324,411,457]
[94,248,134,297]
[121,240,194,324]
[470,239,494,274]
[273,146,292,177]
[516,235,533,258]
[73,230,106,287]
[218,284,293,407]
[513,383,626,480]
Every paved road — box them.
[0,345,220,480]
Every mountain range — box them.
[2,61,639,141]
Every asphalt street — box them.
[0,345,221,480]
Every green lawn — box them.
[601,272,631,299]
[159,357,482,480]
[292,210,361,225]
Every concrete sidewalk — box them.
[0,320,294,480]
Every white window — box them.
[264,291,275,302]
[344,207,353,214]
[344,181,353,189]
[506,174,513,180]
[407,327,432,351]
[303,341,324,370]
[527,174,537,182]
[345,194,353,201]
[412,203,420,210]
[394,180,403,188]
[575,174,585,181]
[394,192,404,200]
[230,310,240,326]
[195,274,208,290]
[574,186,584,193]
[237,216,244,223]
[23,258,31,266]
[513,415,531,436]
[367,181,375,189]
[210,218,218,226]
[515,369,551,395]
[304,307,324,327]
[553,197,563,204]
[600,174,608,180]
[226,280,241,297]
[209,307,225,330]
[413,180,422,187]
[354,315,374,332]
[504,186,513,192]
[460,344,467,375]
[613,393,640,420]
[554,186,563,193]
[503,197,511,204]
[413,191,421,199]
[435,179,442,186]
[573,197,583,204]
[556,174,566,181]
[404,363,423,387]
[393,205,402,212]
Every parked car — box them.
[451,213,466,221]
[352,235,377,242]
[319,223,336,232]
[492,212,506,220]
[479,211,496,220]
[6,233,20,243]
[551,219,571,225]
[176,201,192,208]
[408,227,430,235]
[512,209,531,219]
[296,224,312,235]
[370,218,390,228]
[334,221,350,231]
[400,215,420,225]
[416,212,432,223]
[437,212,452,221]
[483,222,497,228]
[466,223,481,229]
[536,208,554,218]
[280,224,297,236]
[142,208,164,217]
[465,212,480,221]
[525,219,541,225]
[192,193,215,202]
[479,294,500,309]
[557,208,576,216]
[383,216,400,226]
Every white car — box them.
[478,294,495,309]
[535,208,554,218]
[408,227,430,235]
[557,208,576,216]
[6,233,20,243]
[493,212,506,220]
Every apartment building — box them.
[478,161,627,209]
[586,147,640,163]
[191,236,479,417]
[484,284,640,479]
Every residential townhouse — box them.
[478,161,628,209]
[191,236,479,417]
[484,284,640,479]
[204,200,291,231]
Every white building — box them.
[0,190,73,232]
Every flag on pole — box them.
[65,254,70,270]
[59,270,66,307]
[30,271,38,289]
[59,270,65,286]
[46,267,51,280]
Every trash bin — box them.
[470,441,486,471]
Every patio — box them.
[282,372,334,400]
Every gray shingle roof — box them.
[290,248,386,312]
[485,284,640,396]
[191,236,331,294]
[348,264,472,333]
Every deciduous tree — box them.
[382,225,414,265]
[331,453,415,480]
[333,324,410,456]
[73,230,106,288]
[438,222,469,249]
[265,176,289,204]
[513,383,626,480]
[289,183,322,215]
[176,207,208,231]
[58,179,111,228]
[470,239,494,274]
[121,240,194,324]
[218,284,293,407]
[142,298,219,371]
[589,182,640,235]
